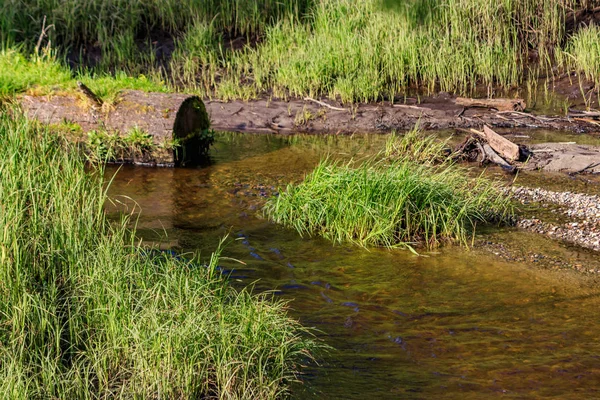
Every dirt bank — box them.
[206,95,600,134]
[21,91,600,137]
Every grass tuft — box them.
[265,133,513,249]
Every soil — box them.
[204,94,600,135]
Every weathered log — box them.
[568,109,600,119]
[21,90,210,166]
[455,97,526,112]
[470,125,520,162]
[455,132,517,172]
[481,143,516,172]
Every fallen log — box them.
[568,109,600,119]
[455,131,517,173]
[565,6,600,36]
[466,126,521,162]
[455,97,526,112]
[21,90,211,166]
[481,143,516,173]
[480,125,520,161]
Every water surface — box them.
[106,132,600,399]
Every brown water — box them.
[106,133,600,399]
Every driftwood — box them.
[568,109,600,119]
[479,125,521,161]
[455,97,526,112]
[481,143,516,172]
[455,127,519,173]
[21,90,210,166]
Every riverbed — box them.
[106,132,600,399]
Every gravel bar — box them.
[510,187,600,252]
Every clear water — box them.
[105,132,600,399]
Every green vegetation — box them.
[560,25,600,93]
[2,0,600,103]
[0,111,317,398]
[85,126,167,162]
[0,48,72,97]
[265,133,513,249]
[0,48,166,102]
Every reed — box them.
[558,25,600,107]
[0,111,318,399]
[265,133,513,249]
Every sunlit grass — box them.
[0,111,318,398]
[265,133,514,249]
[0,48,72,97]
[0,0,594,102]
[0,47,166,103]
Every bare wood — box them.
[568,109,600,118]
[455,97,526,112]
[478,125,520,161]
[304,97,347,111]
[475,141,486,163]
[392,104,425,110]
[482,143,515,172]
[34,16,55,56]
[574,117,600,126]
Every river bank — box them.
[0,113,318,398]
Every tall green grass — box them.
[0,111,317,398]
[1,0,596,102]
[265,134,513,249]
[0,0,311,47]
[560,25,600,88]
[172,0,579,101]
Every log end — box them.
[172,96,212,167]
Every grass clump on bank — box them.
[0,48,167,102]
[0,111,317,398]
[265,134,513,249]
[560,25,600,91]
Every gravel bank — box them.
[510,187,600,252]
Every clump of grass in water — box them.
[265,133,513,249]
[0,111,318,398]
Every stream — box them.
[106,132,600,399]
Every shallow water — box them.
[106,132,600,399]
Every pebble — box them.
[510,186,600,252]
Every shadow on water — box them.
[106,132,600,399]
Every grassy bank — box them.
[0,111,317,398]
[560,25,600,88]
[2,0,599,103]
[264,133,514,249]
